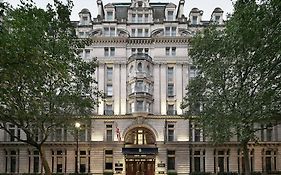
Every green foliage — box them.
[0,0,101,174]
[167,172,178,175]
[182,0,281,143]
[181,1,281,174]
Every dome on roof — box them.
[191,8,200,12]
[79,8,90,14]
[213,7,223,13]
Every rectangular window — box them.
[168,67,174,82]
[104,27,109,36]
[136,101,144,111]
[132,48,136,54]
[144,48,149,54]
[167,104,176,115]
[171,47,176,55]
[85,49,90,59]
[167,150,175,170]
[55,128,63,141]
[104,47,109,57]
[107,11,113,21]
[105,150,113,170]
[168,124,175,142]
[167,84,174,97]
[195,129,201,142]
[137,14,143,23]
[165,27,176,36]
[107,67,113,81]
[166,47,170,56]
[105,104,113,115]
[215,16,220,23]
[168,11,174,21]
[132,29,136,37]
[144,14,149,22]
[266,128,273,141]
[33,151,40,173]
[172,27,176,36]
[165,27,170,36]
[137,48,143,54]
[192,16,198,25]
[132,14,136,23]
[138,28,143,37]
[144,29,149,37]
[9,124,15,142]
[110,47,115,56]
[106,85,113,97]
[106,125,113,141]
[189,65,197,79]
[110,27,115,36]
[104,47,115,57]
[104,27,115,36]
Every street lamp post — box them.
[75,122,81,174]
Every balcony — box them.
[167,110,177,115]
[104,110,114,115]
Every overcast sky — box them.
[7,0,234,20]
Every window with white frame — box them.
[106,84,113,97]
[79,150,90,173]
[137,14,143,23]
[104,27,115,36]
[106,124,113,142]
[104,47,115,57]
[167,150,175,170]
[85,49,90,59]
[214,150,230,173]
[165,47,176,56]
[106,11,113,21]
[166,123,175,142]
[192,16,198,25]
[132,14,136,23]
[7,124,20,142]
[107,67,113,82]
[52,150,66,173]
[104,104,113,115]
[105,150,113,170]
[167,67,174,82]
[167,11,174,21]
[131,28,136,37]
[144,14,149,22]
[165,27,176,36]
[28,150,40,173]
[238,149,254,173]
[190,150,206,173]
[167,83,174,97]
[263,149,277,173]
[5,150,19,173]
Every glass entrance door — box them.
[126,160,155,175]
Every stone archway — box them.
[123,127,157,175]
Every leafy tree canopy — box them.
[0,0,101,173]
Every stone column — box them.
[205,148,214,173]
[19,149,29,173]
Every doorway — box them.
[126,159,155,175]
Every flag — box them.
[115,122,121,142]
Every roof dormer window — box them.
[192,16,198,25]
[167,11,174,21]
[107,11,113,21]
[215,16,220,23]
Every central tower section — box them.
[127,53,154,117]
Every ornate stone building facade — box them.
[0,0,281,174]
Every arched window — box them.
[124,127,155,145]
[129,65,133,74]
[147,65,150,74]
[137,62,142,72]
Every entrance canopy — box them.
[122,147,158,155]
